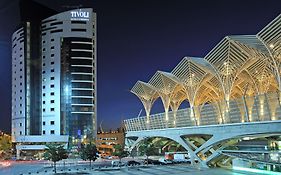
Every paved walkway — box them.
[17,164,259,175]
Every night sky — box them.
[0,0,280,133]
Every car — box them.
[143,159,164,165]
[111,160,125,167]
[126,160,141,166]
[158,157,173,164]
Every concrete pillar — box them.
[16,149,21,160]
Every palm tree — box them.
[80,143,99,167]
[44,144,68,173]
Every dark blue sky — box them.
[0,0,280,132]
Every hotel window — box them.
[50,84,54,88]
[43,70,45,74]
[19,123,22,127]
[50,130,55,134]
[50,108,55,112]
[42,130,45,134]
[51,38,54,42]
[43,85,45,89]
[43,121,45,125]
[43,48,45,51]
[51,54,54,57]
[50,92,54,96]
[43,63,45,66]
[51,61,54,65]
[50,100,54,103]
[43,93,46,96]
[50,121,55,125]
[43,108,46,112]
[20,131,22,135]
[51,69,54,72]
[51,46,54,50]
[43,101,45,104]
[50,77,55,80]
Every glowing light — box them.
[233,166,281,175]
[269,44,275,48]
[0,161,11,167]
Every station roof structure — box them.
[131,14,281,112]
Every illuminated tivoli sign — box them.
[70,10,90,21]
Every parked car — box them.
[144,159,164,165]
[158,157,173,164]
[111,160,125,167]
[126,160,141,166]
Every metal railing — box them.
[124,92,281,131]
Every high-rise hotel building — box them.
[11,0,97,158]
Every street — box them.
[0,159,261,175]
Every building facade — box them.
[96,129,125,157]
[11,0,97,158]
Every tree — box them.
[138,138,157,164]
[112,144,128,161]
[80,143,99,167]
[0,134,12,160]
[44,144,68,173]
